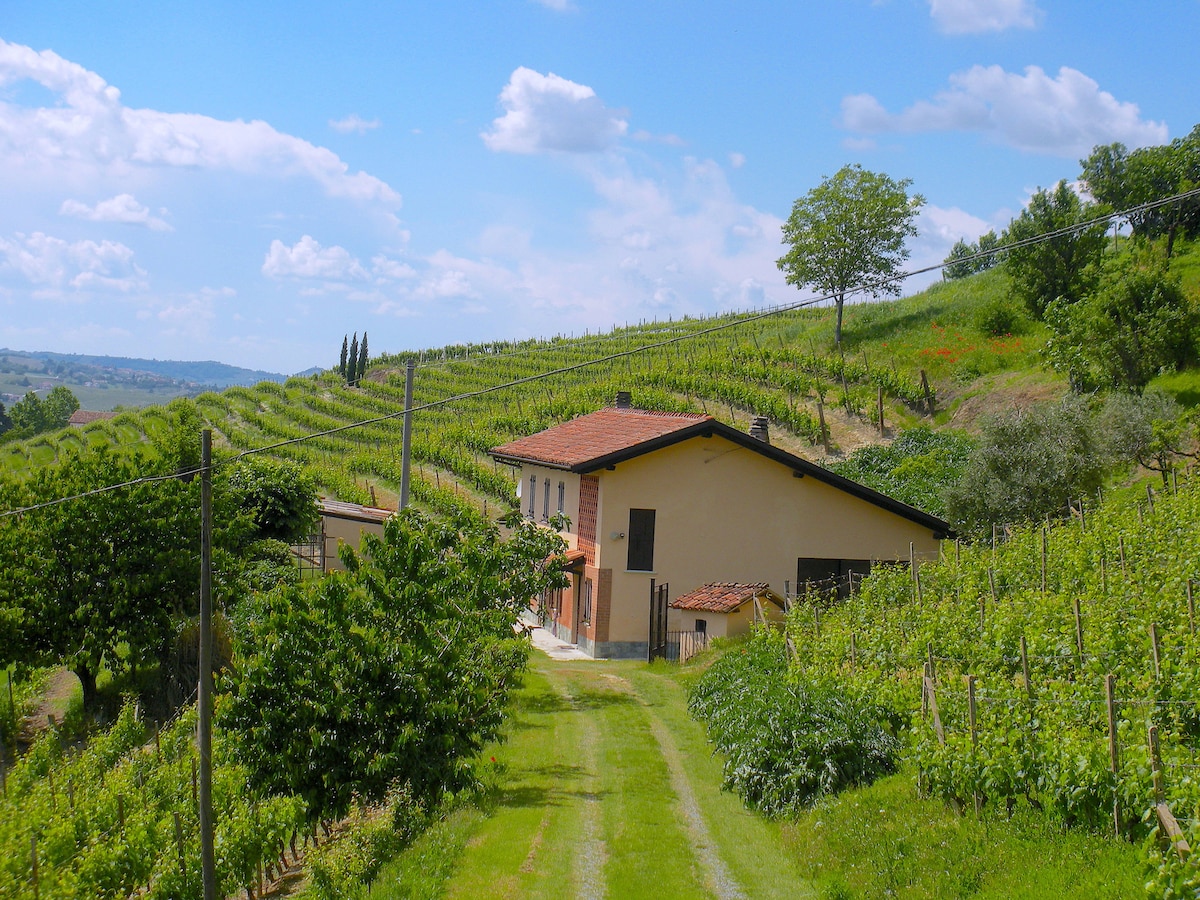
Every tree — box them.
[945,397,1106,537]
[943,230,1001,280]
[221,509,568,821]
[9,391,45,433]
[777,164,923,346]
[1002,181,1108,319]
[1045,259,1199,392]
[357,331,369,382]
[338,335,349,378]
[1099,390,1197,486]
[347,332,359,384]
[227,458,318,543]
[0,401,10,436]
[42,385,80,430]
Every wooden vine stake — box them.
[816,400,830,454]
[1119,537,1127,579]
[849,633,857,673]
[1105,674,1120,838]
[1150,623,1162,680]
[920,369,934,416]
[877,386,885,436]
[988,568,997,604]
[1020,634,1033,703]
[1040,526,1048,594]
[966,675,981,814]
[1150,724,1191,859]
[1188,579,1196,639]
[1074,597,1085,667]
[924,671,945,746]
[175,811,186,875]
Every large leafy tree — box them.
[0,401,10,436]
[0,448,201,708]
[221,509,568,822]
[226,457,318,543]
[1001,181,1108,318]
[777,164,923,347]
[1045,259,1199,392]
[42,385,80,430]
[9,391,45,433]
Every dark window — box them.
[582,578,593,624]
[557,481,565,515]
[694,618,707,634]
[528,475,536,518]
[796,558,872,599]
[627,508,656,571]
[543,478,551,520]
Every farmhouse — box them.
[490,393,951,659]
[292,497,393,573]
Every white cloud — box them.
[262,236,369,281]
[841,64,1168,157]
[59,193,173,231]
[928,0,1040,34]
[481,67,627,154]
[0,231,147,292]
[0,39,400,205]
[728,152,746,169]
[329,114,380,134]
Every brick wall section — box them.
[595,567,612,643]
[578,474,599,565]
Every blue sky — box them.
[1,1,1196,374]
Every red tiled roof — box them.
[68,410,118,425]
[670,582,785,614]
[490,407,712,469]
[319,497,393,523]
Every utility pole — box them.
[198,429,216,900]
[400,361,414,509]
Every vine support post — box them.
[1187,579,1195,638]
[988,568,998,604]
[849,633,857,672]
[1150,623,1162,680]
[1040,527,1047,594]
[966,675,981,814]
[1105,674,1120,839]
[816,400,830,454]
[1020,634,1033,704]
[1150,724,1191,859]
[920,369,934,416]
[1073,597,1085,668]
[877,386,885,436]
[400,360,415,510]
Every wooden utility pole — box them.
[199,430,216,900]
[400,361,415,509]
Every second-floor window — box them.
[627,508,656,571]
[528,475,536,518]
[557,481,565,516]
[543,478,550,520]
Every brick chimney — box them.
[749,416,770,443]
[615,391,633,409]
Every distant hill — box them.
[10,350,287,388]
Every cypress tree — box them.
[348,332,359,384]
[339,335,348,377]
[357,332,369,382]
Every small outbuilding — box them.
[669,582,787,641]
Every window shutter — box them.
[627,508,656,571]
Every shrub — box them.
[688,631,899,817]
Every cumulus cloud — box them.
[262,236,369,281]
[0,39,400,205]
[928,0,1040,34]
[0,231,147,292]
[59,193,173,231]
[329,114,380,134]
[482,67,627,154]
[841,64,1167,157]
[728,152,746,169]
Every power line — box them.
[4,184,1199,520]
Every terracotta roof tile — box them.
[68,410,118,425]
[670,582,784,614]
[490,407,712,469]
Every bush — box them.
[974,296,1025,337]
[688,631,899,817]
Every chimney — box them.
[614,391,633,409]
[749,416,770,443]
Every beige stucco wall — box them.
[593,434,941,646]
[322,515,388,571]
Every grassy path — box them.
[371,655,813,900]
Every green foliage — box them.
[778,164,923,345]
[974,294,1027,337]
[943,230,1001,280]
[1099,389,1197,484]
[340,334,349,378]
[41,386,79,430]
[1045,259,1199,392]
[1002,181,1108,318]
[227,457,319,543]
[0,400,10,435]
[945,396,1105,536]
[689,629,899,816]
[221,509,568,822]
[9,390,44,433]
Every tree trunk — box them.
[834,296,845,347]
[74,663,99,713]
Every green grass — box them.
[784,772,1144,899]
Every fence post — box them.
[1106,674,1120,838]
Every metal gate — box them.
[648,580,669,661]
